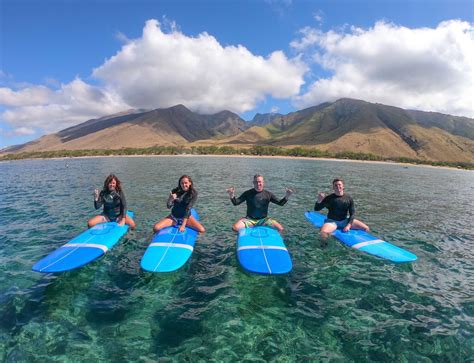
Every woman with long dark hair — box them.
[88,174,136,229]
[153,175,205,233]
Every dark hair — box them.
[103,174,122,193]
[253,174,263,180]
[173,175,195,195]
[332,178,344,185]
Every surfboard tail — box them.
[32,245,106,273]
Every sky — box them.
[1,0,473,149]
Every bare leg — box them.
[232,219,246,232]
[320,223,337,247]
[153,217,174,233]
[268,220,284,233]
[186,215,206,233]
[88,215,106,228]
[124,215,136,230]
[351,219,370,232]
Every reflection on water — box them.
[1,156,473,361]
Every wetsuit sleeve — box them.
[184,190,197,218]
[314,196,327,211]
[94,191,104,210]
[348,196,355,224]
[269,191,288,206]
[119,190,127,219]
[167,188,178,209]
[231,190,247,206]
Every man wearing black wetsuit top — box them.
[314,178,369,245]
[227,174,293,233]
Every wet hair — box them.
[173,175,195,195]
[103,174,122,193]
[332,178,344,185]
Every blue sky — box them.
[1,0,473,148]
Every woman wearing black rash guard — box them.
[88,174,136,229]
[153,175,205,233]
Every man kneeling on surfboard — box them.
[227,174,293,233]
[315,178,369,246]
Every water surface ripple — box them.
[1,156,473,361]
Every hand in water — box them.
[226,186,235,197]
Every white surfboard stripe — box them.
[352,239,384,250]
[238,245,288,252]
[149,242,194,252]
[152,231,180,272]
[65,243,109,253]
[257,229,272,274]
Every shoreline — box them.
[2,153,471,171]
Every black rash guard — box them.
[231,189,287,219]
[94,189,126,221]
[314,193,355,224]
[167,189,197,219]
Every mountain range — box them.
[3,98,474,163]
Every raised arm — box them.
[94,189,103,210]
[167,189,178,209]
[227,187,245,206]
[269,188,292,206]
[314,192,327,211]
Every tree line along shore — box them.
[1,145,473,170]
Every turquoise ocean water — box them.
[0,156,473,361]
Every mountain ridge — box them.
[2,98,473,163]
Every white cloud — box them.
[13,127,36,136]
[0,19,306,141]
[1,78,128,133]
[93,19,306,114]
[291,20,474,117]
[0,86,57,106]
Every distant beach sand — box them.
[17,153,470,171]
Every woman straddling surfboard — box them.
[226,174,294,233]
[88,174,136,229]
[315,178,369,246]
[153,175,205,233]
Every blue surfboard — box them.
[32,211,134,273]
[140,209,200,272]
[237,226,293,275]
[305,211,417,263]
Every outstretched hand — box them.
[285,187,295,198]
[317,191,326,203]
[226,186,235,198]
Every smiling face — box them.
[107,178,117,191]
[180,177,191,191]
[333,180,344,196]
[253,175,264,192]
